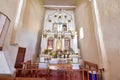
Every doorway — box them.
[15,47,26,68]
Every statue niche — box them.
[56,38,62,50]
[64,37,70,50]
[62,24,67,31]
[47,37,54,50]
[52,22,58,31]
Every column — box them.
[54,38,57,51]
[62,38,64,51]
[72,35,78,53]
[41,37,47,54]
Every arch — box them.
[0,12,10,37]
[0,12,10,46]
[56,39,62,50]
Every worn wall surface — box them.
[96,0,120,80]
[75,0,99,65]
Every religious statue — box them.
[62,24,67,31]
[52,22,57,31]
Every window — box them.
[0,12,10,46]
[80,27,84,39]
[0,13,10,36]
[0,14,6,35]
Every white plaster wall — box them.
[0,0,21,74]
[17,0,45,62]
[96,0,120,79]
[0,0,44,74]
[75,0,99,64]
[0,51,11,74]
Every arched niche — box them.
[52,22,58,31]
[64,37,70,50]
[56,39,62,50]
[62,23,67,31]
[47,37,54,50]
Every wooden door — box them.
[15,47,26,68]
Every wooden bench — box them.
[0,76,14,80]
[83,61,104,80]
[0,77,46,80]
[84,60,98,69]
[15,77,46,80]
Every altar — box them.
[39,9,82,69]
[39,54,82,69]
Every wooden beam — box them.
[44,5,76,9]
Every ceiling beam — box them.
[44,5,76,9]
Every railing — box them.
[15,61,104,80]
[0,76,46,80]
[15,68,104,80]
[82,60,104,80]
[84,61,98,69]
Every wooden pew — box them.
[0,76,14,80]
[48,64,72,80]
[82,61,104,80]
[15,68,49,78]
[15,77,46,80]
[84,61,98,69]
[15,61,104,80]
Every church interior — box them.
[0,0,120,80]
